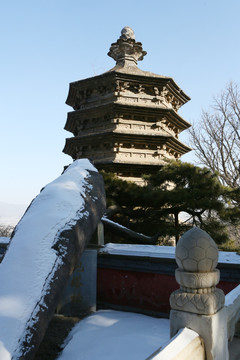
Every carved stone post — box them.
[170,227,228,360]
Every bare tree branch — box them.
[0,224,14,238]
[101,217,158,244]
[189,82,240,188]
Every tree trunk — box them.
[102,217,157,244]
[175,212,180,243]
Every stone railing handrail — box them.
[170,227,229,359]
[145,327,205,360]
[225,284,240,340]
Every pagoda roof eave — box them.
[106,66,190,101]
[65,69,190,109]
[64,103,191,134]
[63,132,192,156]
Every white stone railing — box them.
[148,283,240,360]
[169,227,229,360]
[145,327,205,360]
[225,284,240,341]
[144,227,240,360]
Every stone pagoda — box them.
[63,26,191,183]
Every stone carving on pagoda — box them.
[63,26,191,183]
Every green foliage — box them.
[102,171,159,242]
[101,161,240,245]
[218,239,240,253]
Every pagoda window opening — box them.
[123,143,132,149]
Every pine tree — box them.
[101,161,240,245]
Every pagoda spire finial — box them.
[120,26,135,40]
[108,26,147,66]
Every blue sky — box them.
[1,0,240,205]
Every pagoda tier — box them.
[66,71,190,113]
[63,27,191,182]
[64,103,190,138]
[63,132,190,183]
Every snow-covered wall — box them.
[0,159,105,360]
[99,243,240,265]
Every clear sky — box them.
[1,0,240,205]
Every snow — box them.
[99,243,240,264]
[0,237,10,245]
[0,159,97,359]
[219,251,240,264]
[99,243,175,259]
[102,216,127,230]
[225,284,240,306]
[57,310,170,360]
[102,216,148,235]
[0,159,239,360]
[150,327,200,359]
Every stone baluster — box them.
[170,227,228,360]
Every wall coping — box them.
[99,243,240,265]
[146,327,204,360]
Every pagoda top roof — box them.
[107,26,147,68]
[106,26,176,80]
[107,27,190,101]
[66,27,190,108]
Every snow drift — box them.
[0,159,106,359]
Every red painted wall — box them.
[98,268,178,314]
[97,268,239,315]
